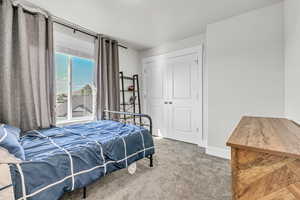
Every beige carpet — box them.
[61,138,231,200]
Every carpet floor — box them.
[61,138,231,200]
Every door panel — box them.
[168,53,202,144]
[172,107,192,132]
[149,103,165,136]
[143,47,203,144]
[144,61,167,137]
[172,63,192,99]
[148,64,164,99]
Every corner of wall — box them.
[206,146,230,160]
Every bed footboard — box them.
[103,110,153,136]
[103,110,154,167]
[81,110,154,199]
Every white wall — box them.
[119,47,141,76]
[141,3,285,159]
[140,34,205,58]
[284,0,300,124]
[206,2,285,158]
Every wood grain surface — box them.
[228,117,300,200]
[227,116,300,159]
[231,148,300,200]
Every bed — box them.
[0,111,155,200]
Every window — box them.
[54,24,96,123]
[55,53,95,122]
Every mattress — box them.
[9,120,155,200]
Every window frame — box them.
[55,51,96,125]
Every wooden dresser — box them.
[227,116,300,200]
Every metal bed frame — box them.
[0,184,13,193]
[0,111,154,198]
[83,110,154,199]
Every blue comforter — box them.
[9,120,155,200]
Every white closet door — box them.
[167,53,202,144]
[143,46,203,145]
[144,60,168,137]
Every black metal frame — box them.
[119,73,142,125]
[133,75,142,125]
[0,184,13,192]
[82,110,154,199]
[120,72,127,121]
[52,20,128,49]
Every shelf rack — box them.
[119,72,142,125]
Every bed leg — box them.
[149,155,153,167]
[83,187,87,199]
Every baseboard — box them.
[198,140,207,148]
[206,146,230,160]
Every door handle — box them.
[169,101,173,104]
[164,101,168,104]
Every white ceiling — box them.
[26,0,282,50]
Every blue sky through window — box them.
[72,57,94,91]
[55,53,68,94]
[55,53,95,94]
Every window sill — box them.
[56,117,95,126]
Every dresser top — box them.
[227,116,300,159]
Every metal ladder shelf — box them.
[119,72,142,125]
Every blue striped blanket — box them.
[9,120,155,200]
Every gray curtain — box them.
[94,35,120,120]
[0,0,55,131]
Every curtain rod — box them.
[11,1,128,50]
[53,18,128,49]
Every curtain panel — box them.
[0,0,55,131]
[94,36,120,120]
